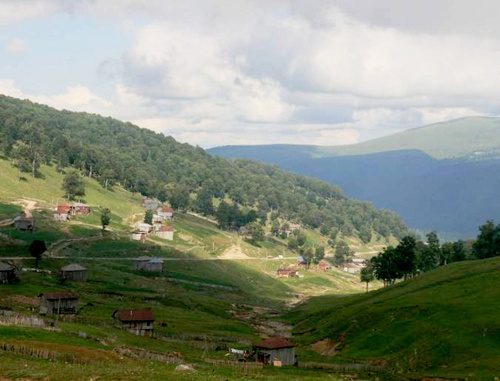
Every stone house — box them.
[53,211,70,222]
[155,225,174,240]
[130,231,147,242]
[60,264,88,282]
[112,308,154,337]
[253,337,296,366]
[133,222,152,233]
[0,262,17,284]
[135,257,165,272]
[157,207,174,220]
[40,293,78,315]
[72,202,90,215]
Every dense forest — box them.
[0,95,407,240]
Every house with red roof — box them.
[157,207,174,220]
[112,308,154,337]
[253,337,296,366]
[155,225,174,240]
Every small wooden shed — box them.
[254,337,296,366]
[112,308,154,336]
[73,202,90,215]
[14,216,35,231]
[0,262,16,284]
[60,264,88,282]
[40,293,78,315]
[130,230,146,242]
[135,256,152,270]
[277,268,297,278]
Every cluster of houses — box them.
[53,202,91,222]
[277,258,332,278]
[342,257,366,273]
[131,204,175,242]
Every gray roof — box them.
[136,256,152,261]
[148,258,164,264]
[61,263,87,272]
[0,262,14,271]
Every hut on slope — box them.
[14,216,35,231]
[60,264,88,282]
[0,262,17,284]
[253,337,296,366]
[112,308,154,336]
[40,293,78,315]
[155,225,174,240]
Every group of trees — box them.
[363,220,498,288]
[0,95,408,242]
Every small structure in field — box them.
[130,230,147,242]
[73,202,90,215]
[152,214,163,224]
[40,293,78,315]
[343,262,361,274]
[134,256,152,270]
[284,223,301,237]
[157,207,174,220]
[296,256,307,267]
[140,258,165,273]
[112,308,154,336]
[318,261,330,271]
[253,337,296,366]
[277,268,298,278]
[352,257,366,265]
[155,225,174,240]
[53,211,70,222]
[60,264,88,282]
[0,262,17,284]
[14,216,35,231]
[133,222,152,233]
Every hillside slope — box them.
[287,257,500,379]
[0,94,407,242]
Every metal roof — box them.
[43,292,77,300]
[61,264,87,272]
[112,308,154,322]
[0,262,14,271]
[254,337,295,349]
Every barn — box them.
[112,308,154,336]
[40,293,78,315]
[60,264,88,282]
[253,337,296,366]
[14,216,35,231]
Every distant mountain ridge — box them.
[209,117,500,238]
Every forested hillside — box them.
[0,95,407,240]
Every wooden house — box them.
[253,337,296,366]
[155,225,174,240]
[318,261,330,271]
[157,207,174,220]
[141,258,165,273]
[56,204,72,214]
[112,308,154,337]
[130,231,147,242]
[276,268,297,278]
[14,216,35,231]
[40,293,78,315]
[343,262,361,274]
[134,256,152,270]
[73,202,90,215]
[152,214,163,224]
[133,222,152,233]
[0,262,17,284]
[60,264,88,282]
[53,211,70,222]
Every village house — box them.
[0,262,17,284]
[152,214,163,224]
[296,256,307,267]
[284,223,301,237]
[343,262,362,274]
[112,308,154,337]
[135,257,165,272]
[157,207,174,220]
[73,202,91,215]
[352,257,366,266]
[40,293,78,315]
[133,222,152,233]
[14,216,35,231]
[53,211,70,222]
[318,261,331,271]
[60,264,88,282]
[253,337,296,366]
[155,225,174,240]
[130,230,147,242]
[276,268,298,278]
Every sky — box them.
[1,0,500,148]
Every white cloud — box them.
[6,38,25,54]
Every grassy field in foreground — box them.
[287,257,500,380]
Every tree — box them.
[144,210,153,225]
[195,186,214,215]
[101,208,111,231]
[314,245,325,263]
[215,201,231,230]
[301,245,314,266]
[360,263,374,293]
[394,236,416,280]
[28,240,46,267]
[334,240,352,266]
[247,221,264,244]
[62,171,85,200]
[418,231,440,272]
[473,220,500,259]
[271,220,280,236]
